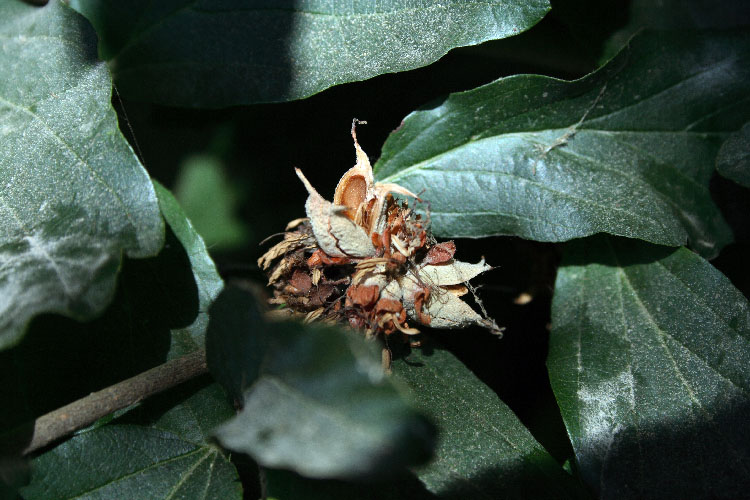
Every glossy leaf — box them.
[69,0,550,107]
[3,185,229,498]
[0,184,219,436]
[716,122,750,188]
[392,347,589,499]
[374,30,745,258]
[22,382,242,500]
[206,287,435,479]
[0,0,164,350]
[154,181,223,356]
[548,235,750,498]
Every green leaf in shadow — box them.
[154,181,224,357]
[393,346,590,499]
[69,0,550,106]
[374,30,746,258]
[548,235,750,498]
[206,287,436,479]
[602,0,750,62]
[21,380,242,500]
[0,183,220,442]
[0,0,164,350]
[716,122,750,188]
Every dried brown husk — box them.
[258,121,501,346]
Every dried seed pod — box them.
[258,120,501,352]
[295,167,375,258]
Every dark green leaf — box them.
[206,287,435,479]
[0,0,164,350]
[603,0,750,62]
[154,181,223,356]
[0,185,218,435]
[69,0,550,107]
[716,122,750,188]
[21,382,242,500]
[548,235,750,499]
[374,30,744,258]
[173,155,250,252]
[392,347,589,499]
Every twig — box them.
[3,349,208,456]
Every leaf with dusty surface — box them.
[716,122,750,188]
[375,30,747,258]
[0,0,163,350]
[393,346,589,499]
[21,382,241,500]
[548,235,750,499]
[70,0,550,106]
[206,287,435,479]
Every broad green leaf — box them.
[69,0,550,107]
[21,381,242,500]
[392,347,589,499]
[548,235,750,499]
[0,186,219,435]
[374,30,745,258]
[206,287,435,479]
[716,122,750,188]
[154,181,223,356]
[173,155,250,252]
[0,0,164,350]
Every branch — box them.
[3,349,208,456]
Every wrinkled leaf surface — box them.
[206,287,435,479]
[393,347,589,499]
[375,31,746,258]
[0,0,163,349]
[70,0,550,106]
[548,235,750,498]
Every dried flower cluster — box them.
[259,121,500,348]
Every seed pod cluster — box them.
[258,121,501,345]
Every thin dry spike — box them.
[351,118,368,141]
[295,167,320,197]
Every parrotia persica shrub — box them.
[1,1,749,499]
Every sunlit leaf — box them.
[69,0,550,106]
[375,30,746,258]
[0,0,164,350]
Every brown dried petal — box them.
[347,284,380,308]
[290,269,312,294]
[308,284,335,308]
[424,241,456,265]
[375,298,403,314]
